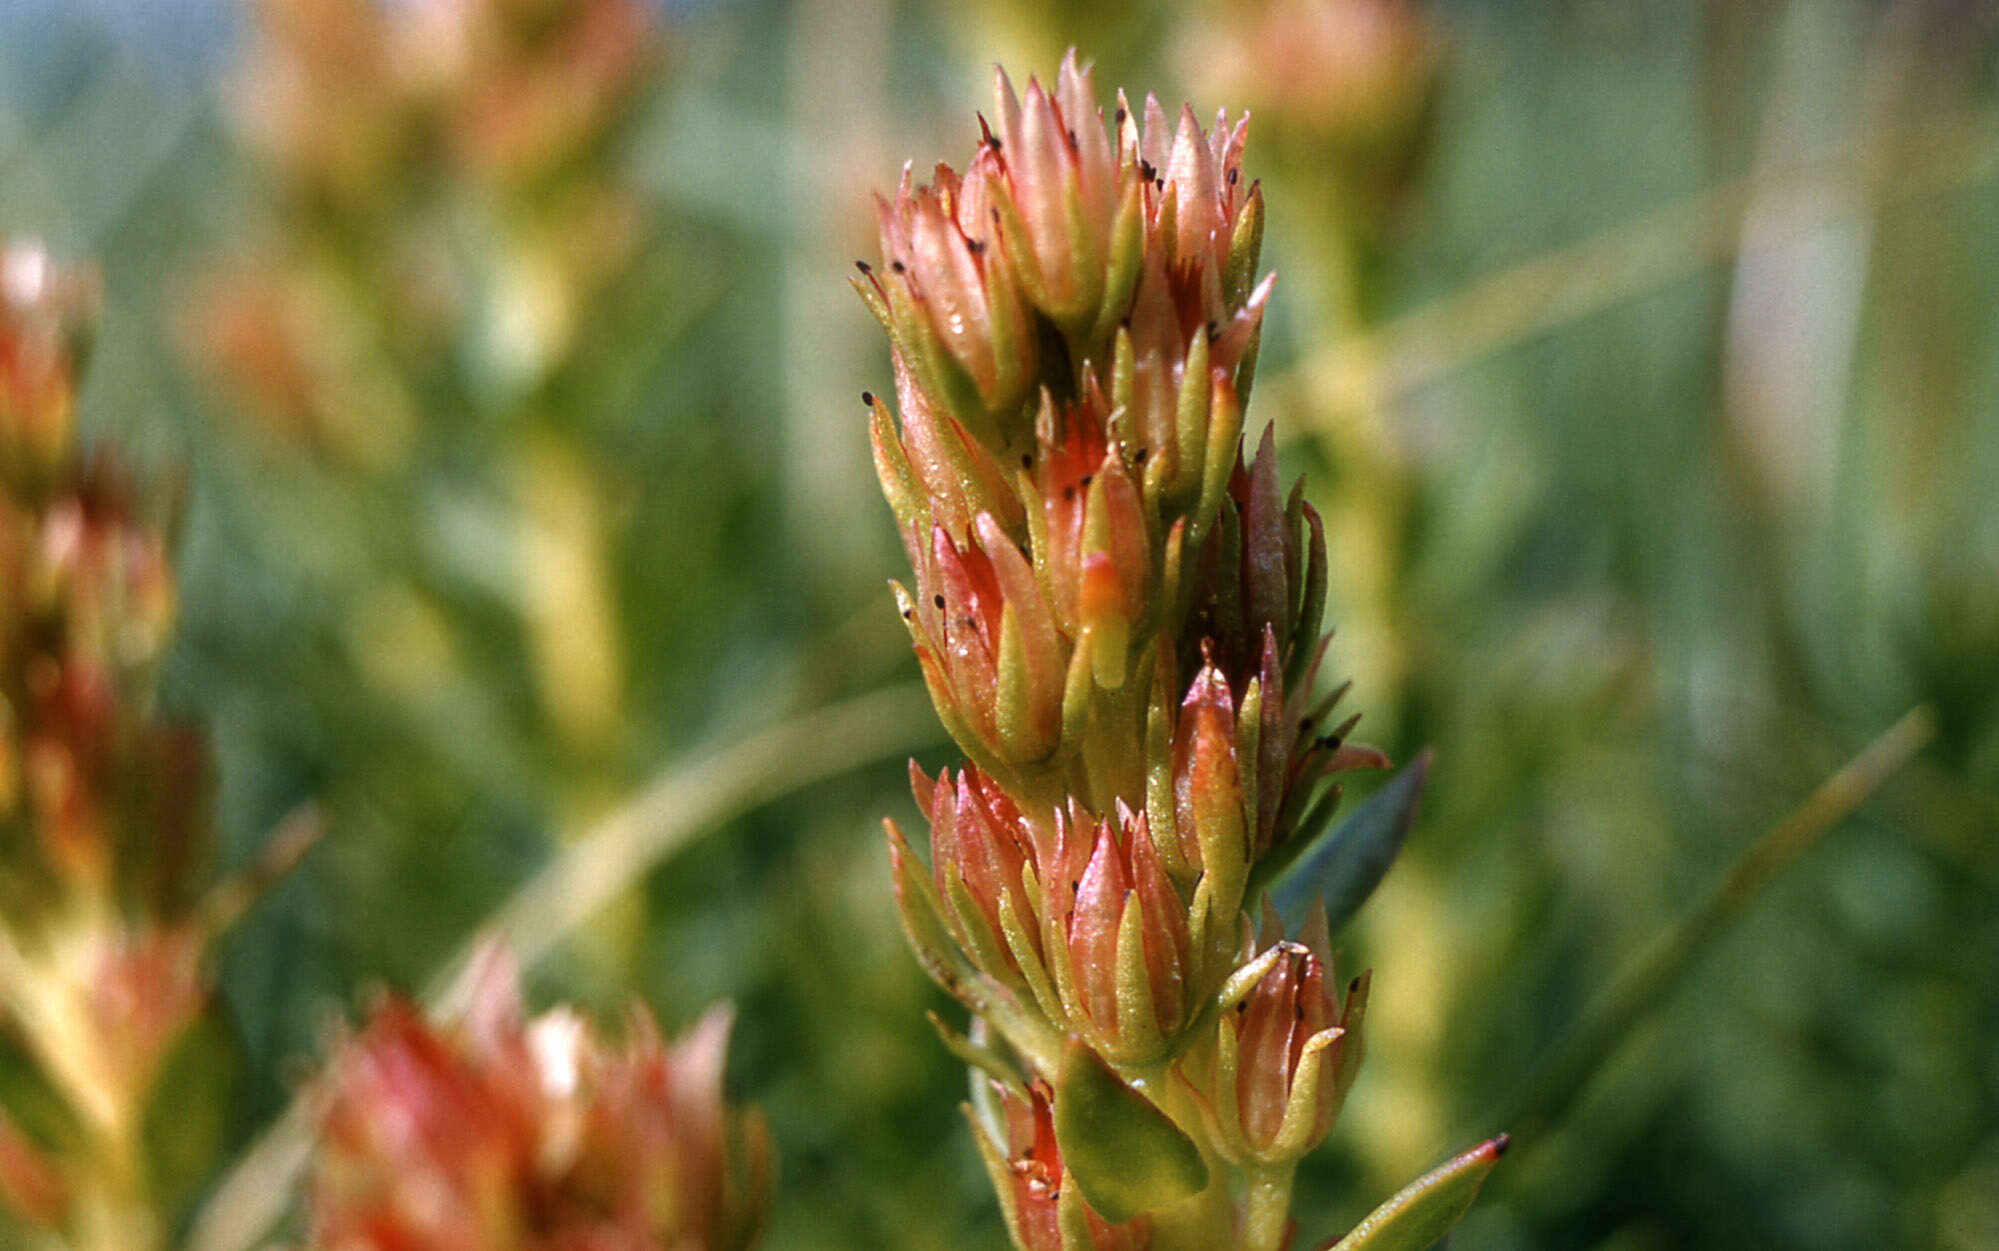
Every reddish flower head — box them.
[1192,909,1367,1166]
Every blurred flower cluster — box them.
[0,241,217,1250]
[308,947,770,1251]
[171,0,688,940]
[198,0,662,457]
[861,57,1499,1250]
[0,226,771,1247]
[1179,0,1436,249]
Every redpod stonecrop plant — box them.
[860,56,1504,1250]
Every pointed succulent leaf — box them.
[1320,1135,1508,1251]
[927,1011,1025,1089]
[1260,750,1430,934]
[1052,1039,1207,1224]
[886,819,980,996]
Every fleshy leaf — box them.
[1319,1134,1507,1251]
[1052,1038,1208,1223]
[1262,750,1430,934]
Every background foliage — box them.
[0,1,1994,1248]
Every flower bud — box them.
[309,947,770,1251]
[895,514,1066,773]
[1023,387,1152,691]
[914,761,1046,987]
[1038,804,1195,1067]
[1182,426,1323,691]
[1110,96,1269,532]
[1194,906,1367,1166]
[866,353,1022,542]
[987,55,1131,335]
[863,155,1038,443]
[969,1079,1152,1251]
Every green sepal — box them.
[1057,1176,1099,1251]
[868,398,924,530]
[1144,694,1188,879]
[964,1103,1031,1250]
[1330,971,1371,1118]
[1322,1135,1509,1251]
[1234,319,1264,413]
[1207,500,1244,643]
[1267,1027,1340,1162]
[1111,326,1137,426]
[886,818,979,998]
[1018,465,1051,567]
[1053,1039,1209,1224]
[1172,329,1211,510]
[1154,186,1180,274]
[933,412,1021,537]
[1193,376,1243,547]
[995,603,1053,763]
[983,243,1033,417]
[943,862,1018,988]
[999,881,1064,1027]
[1110,895,1165,1063]
[1282,483,1308,630]
[1292,509,1329,688]
[927,1011,1024,1090]
[888,275,999,449]
[1089,179,1145,348]
[1059,632,1097,758]
[850,273,893,333]
[1158,519,1187,631]
[1054,172,1105,332]
[1224,186,1265,306]
[1235,676,1264,852]
[989,181,1051,315]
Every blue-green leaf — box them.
[1266,750,1430,934]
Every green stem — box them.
[1241,1165,1298,1251]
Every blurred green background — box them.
[1,0,1996,1248]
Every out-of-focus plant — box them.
[180,0,672,844]
[1179,0,1436,325]
[0,217,774,1250]
[0,240,301,1250]
[303,944,769,1251]
[857,55,1503,1249]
